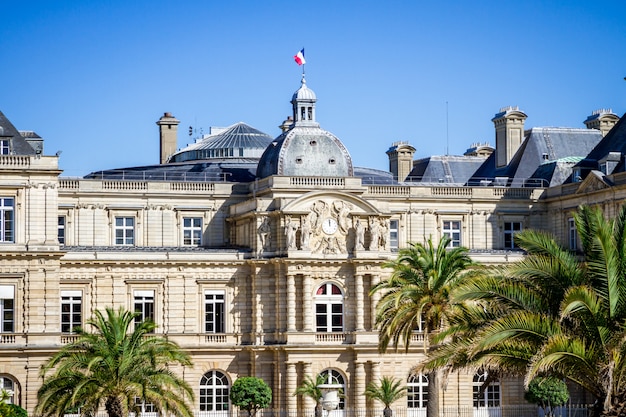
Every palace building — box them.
[0,75,625,416]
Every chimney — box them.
[584,109,619,137]
[279,116,294,133]
[386,141,416,181]
[156,112,180,164]
[492,106,527,168]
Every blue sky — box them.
[3,0,626,176]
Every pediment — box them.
[282,190,380,215]
[576,170,613,194]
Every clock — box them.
[321,218,338,235]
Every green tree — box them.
[525,376,569,417]
[0,389,27,417]
[371,236,474,417]
[293,374,326,417]
[229,376,272,417]
[419,205,626,417]
[35,307,194,417]
[363,376,406,417]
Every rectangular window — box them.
[61,290,82,333]
[183,217,203,246]
[0,198,14,243]
[389,219,399,251]
[204,291,225,333]
[115,217,134,245]
[504,222,522,249]
[0,140,9,155]
[568,218,577,250]
[0,285,15,333]
[442,220,461,247]
[58,216,66,245]
[134,290,154,332]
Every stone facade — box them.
[0,86,623,416]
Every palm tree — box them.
[371,235,474,417]
[293,374,327,417]
[36,307,194,417]
[371,235,474,352]
[363,376,406,417]
[419,205,626,417]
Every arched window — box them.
[315,283,344,332]
[199,371,230,417]
[407,373,428,416]
[473,371,500,413]
[319,369,346,411]
[0,376,15,404]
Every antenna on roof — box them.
[446,101,449,156]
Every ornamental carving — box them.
[306,199,352,254]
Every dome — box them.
[170,122,273,163]
[291,76,316,101]
[256,126,353,179]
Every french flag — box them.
[294,49,306,66]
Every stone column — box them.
[286,362,298,412]
[354,361,366,411]
[355,274,364,331]
[303,274,313,332]
[303,362,316,412]
[370,274,381,330]
[371,359,382,414]
[287,273,296,332]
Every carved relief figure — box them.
[379,218,389,250]
[333,200,352,234]
[368,216,380,251]
[310,200,327,231]
[258,216,271,251]
[354,217,365,250]
[285,216,299,250]
[300,214,311,250]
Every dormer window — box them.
[0,140,9,155]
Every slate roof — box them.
[528,157,584,187]
[170,122,274,162]
[0,111,37,155]
[577,112,626,174]
[85,159,262,183]
[406,155,487,185]
[469,127,602,187]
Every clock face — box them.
[322,218,338,235]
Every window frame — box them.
[319,369,346,410]
[0,197,15,243]
[568,217,577,251]
[407,373,429,410]
[389,219,399,251]
[199,370,230,413]
[115,216,135,246]
[204,290,225,333]
[61,290,82,334]
[133,290,155,332]
[503,221,523,249]
[0,284,15,333]
[473,371,500,409]
[442,220,461,247]
[0,140,9,155]
[315,283,344,333]
[58,215,66,245]
[183,217,203,246]
[0,376,15,403]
